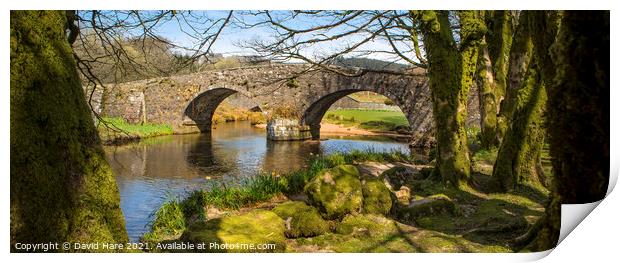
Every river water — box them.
[104,121,410,242]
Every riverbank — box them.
[140,150,548,253]
[97,117,174,145]
[253,122,410,140]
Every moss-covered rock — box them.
[335,214,397,237]
[395,194,458,221]
[304,165,363,219]
[361,178,393,215]
[271,201,330,238]
[181,210,286,252]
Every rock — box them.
[271,201,330,238]
[380,166,411,189]
[181,210,286,252]
[393,186,411,206]
[395,194,458,222]
[304,165,363,220]
[335,214,397,237]
[361,178,393,215]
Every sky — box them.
[95,10,418,64]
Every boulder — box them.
[304,165,363,219]
[361,178,393,215]
[271,201,330,238]
[181,209,286,252]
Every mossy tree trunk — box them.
[527,11,609,251]
[474,11,514,148]
[475,37,500,148]
[416,11,485,187]
[497,11,534,139]
[491,11,549,192]
[10,11,128,251]
[492,57,547,191]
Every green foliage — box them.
[203,174,288,210]
[472,147,499,164]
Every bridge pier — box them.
[266,118,312,141]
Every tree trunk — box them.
[476,37,499,148]
[10,11,128,251]
[497,11,534,139]
[527,10,609,251]
[492,58,547,191]
[417,11,484,187]
[486,11,514,112]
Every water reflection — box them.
[106,121,409,241]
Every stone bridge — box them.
[91,64,476,145]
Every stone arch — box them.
[183,87,259,132]
[300,89,411,139]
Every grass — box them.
[142,147,550,253]
[142,149,412,242]
[323,109,409,132]
[98,117,173,143]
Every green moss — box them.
[296,214,511,253]
[271,201,330,238]
[181,210,286,252]
[335,214,397,237]
[418,11,481,187]
[361,178,393,215]
[10,10,127,250]
[395,194,458,222]
[493,57,547,192]
[304,165,363,219]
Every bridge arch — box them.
[183,87,261,132]
[301,89,411,140]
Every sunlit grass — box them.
[98,117,173,142]
[323,109,408,132]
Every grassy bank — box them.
[142,150,412,243]
[141,146,549,252]
[98,117,173,144]
[323,109,409,133]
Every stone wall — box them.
[266,118,312,141]
[330,96,401,111]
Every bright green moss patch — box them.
[182,210,286,252]
[295,215,511,253]
[361,178,393,215]
[305,165,363,219]
[272,201,330,238]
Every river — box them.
[104,121,410,242]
